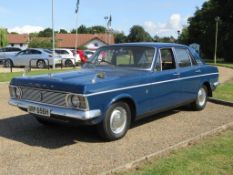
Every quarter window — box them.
[175,48,192,68]
[160,48,176,70]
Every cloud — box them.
[8,25,44,34]
[144,14,185,37]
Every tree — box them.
[89,26,107,34]
[29,37,52,49]
[154,35,176,43]
[38,28,53,37]
[59,29,68,34]
[179,0,233,62]
[127,25,152,42]
[114,32,127,43]
[0,28,8,47]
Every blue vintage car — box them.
[9,43,219,140]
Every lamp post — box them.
[177,30,181,43]
[214,16,220,65]
[52,0,55,69]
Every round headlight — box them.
[15,87,22,99]
[71,95,80,107]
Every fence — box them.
[0,58,78,73]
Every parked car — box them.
[84,50,95,59]
[53,48,80,66]
[9,43,219,141]
[0,47,21,63]
[5,48,62,68]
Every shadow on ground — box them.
[0,108,184,149]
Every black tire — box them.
[4,59,13,68]
[97,102,131,141]
[37,60,46,69]
[65,59,73,67]
[191,85,208,111]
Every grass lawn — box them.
[211,63,233,69]
[0,68,76,82]
[123,129,233,175]
[204,59,233,69]
[213,81,233,102]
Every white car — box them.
[5,48,62,68]
[53,49,81,66]
[84,50,95,59]
[0,47,21,63]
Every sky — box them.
[0,0,206,37]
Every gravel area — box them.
[217,66,233,83]
[0,83,233,175]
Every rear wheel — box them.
[98,102,131,141]
[191,85,208,111]
[65,59,73,67]
[4,59,13,68]
[37,60,46,69]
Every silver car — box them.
[5,48,61,68]
[0,47,21,63]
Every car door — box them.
[148,48,181,112]
[29,49,43,66]
[173,47,201,103]
[12,50,29,66]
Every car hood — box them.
[10,67,151,94]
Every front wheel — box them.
[191,85,208,111]
[98,102,131,141]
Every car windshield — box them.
[87,46,156,69]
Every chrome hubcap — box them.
[197,87,206,106]
[110,107,127,134]
[5,61,11,67]
[38,61,44,68]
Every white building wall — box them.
[7,43,28,50]
[84,39,107,50]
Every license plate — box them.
[28,106,51,117]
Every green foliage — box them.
[179,0,233,62]
[71,25,107,34]
[128,25,152,42]
[78,45,87,50]
[38,28,53,37]
[78,25,90,34]
[59,29,68,34]
[114,32,127,43]
[29,37,52,49]
[0,28,8,47]
[154,35,176,43]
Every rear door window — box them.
[175,48,192,68]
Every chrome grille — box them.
[21,87,67,107]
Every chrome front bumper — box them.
[9,99,101,120]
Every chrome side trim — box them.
[9,99,101,120]
[86,73,219,97]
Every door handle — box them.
[195,69,201,73]
[173,73,180,76]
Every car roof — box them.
[109,42,188,48]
